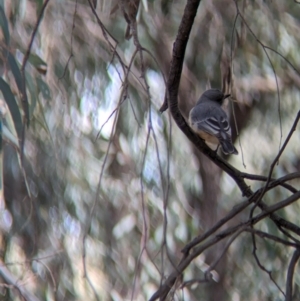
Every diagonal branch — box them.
[159,0,201,113]
[149,190,300,301]
[249,111,300,219]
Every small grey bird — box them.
[189,89,238,155]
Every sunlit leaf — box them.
[36,66,47,75]
[36,77,51,100]
[2,123,19,149]
[34,98,55,150]
[0,6,9,45]
[0,78,22,142]
[28,53,48,74]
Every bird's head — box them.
[197,89,230,105]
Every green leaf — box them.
[7,52,30,126]
[0,117,2,152]
[0,6,9,45]
[0,77,23,142]
[25,72,37,119]
[36,77,51,100]
[35,0,44,17]
[161,0,171,15]
[0,117,2,196]
[8,52,22,93]
[28,53,47,68]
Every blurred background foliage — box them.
[0,0,299,300]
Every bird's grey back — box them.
[190,100,228,124]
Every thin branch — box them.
[183,167,300,255]
[33,259,57,293]
[181,277,209,288]
[204,227,246,278]
[131,121,151,301]
[245,229,300,248]
[263,46,300,76]
[82,97,124,301]
[277,226,300,244]
[124,2,178,292]
[149,190,300,300]
[86,0,125,74]
[182,197,252,254]
[233,0,283,146]
[249,111,300,219]
[251,228,285,297]
[83,4,144,298]
[240,172,298,194]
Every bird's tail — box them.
[220,140,238,155]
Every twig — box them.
[95,49,139,141]
[263,46,300,76]
[149,190,300,300]
[182,197,252,254]
[240,172,298,193]
[251,228,285,297]
[277,226,300,244]
[233,0,283,147]
[183,165,300,255]
[86,0,125,74]
[245,229,300,248]
[249,111,300,220]
[181,277,209,288]
[131,117,151,301]
[83,3,141,298]
[204,227,246,278]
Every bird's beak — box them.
[224,94,231,99]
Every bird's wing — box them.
[190,106,230,138]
